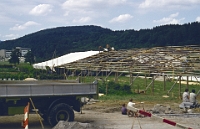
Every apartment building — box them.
[0,47,31,61]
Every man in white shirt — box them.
[127,98,135,107]
[179,88,194,110]
[182,88,189,102]
[127,99,137,117]
[190,89,196,105]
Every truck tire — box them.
[47,103,74,126]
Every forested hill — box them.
[0,22,200,62]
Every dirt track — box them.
[0,103,200,129]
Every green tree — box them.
[24,51,35,65]
[9,48,21,65]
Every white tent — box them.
[172,76,200,82]
[33,50,100,70]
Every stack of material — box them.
[151,104,172,114]
[52,121,105,129]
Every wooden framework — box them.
[57,45,200,96]
[60,45,200,74]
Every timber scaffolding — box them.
[56,45,200,96]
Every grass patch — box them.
[93,75,200,105]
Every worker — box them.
[182,88,189,102]
[190,89,197,106]
[121,103,127,115]
[127,99,137,117]
[179,88,194,110]
[127,98,135,107]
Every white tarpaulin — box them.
[33,50,100,70]
[172,76,200,82]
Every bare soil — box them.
[0,101,200,129]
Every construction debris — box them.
[151,104,173,114]
[52,121,105,129]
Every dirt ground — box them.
[0,101,200,129]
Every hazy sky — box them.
[0,0,200,41]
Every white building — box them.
[0,47,31,61]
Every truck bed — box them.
[0,80,97,97]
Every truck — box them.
[0,80,98,126]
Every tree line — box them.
[0,22,200,62]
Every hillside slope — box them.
[0,22,200,62]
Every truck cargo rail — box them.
[0,80,98,97]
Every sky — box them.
[0,0,200,41]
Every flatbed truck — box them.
[0,80,98,126]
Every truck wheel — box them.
[48,103,74,126]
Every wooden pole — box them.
[186,76,189,89]
[106,83,108,95]
[105,71,108,95]
[152,75,154,95]
[179,76,182,99]
[115,72,118,82]
[145,74,147,87]
[81,71,83,83]
[163,75,166,91]
[130,73,133,85]
[29,98,44,129]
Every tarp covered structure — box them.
[33,51,100,70]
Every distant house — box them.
[0,47,31,62]
[0,49,12,61]
[15,47,31,57]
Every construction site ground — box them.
[0,101,200,129]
